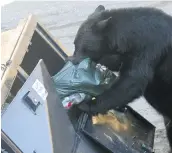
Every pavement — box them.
[2,1,172,153]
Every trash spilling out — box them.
[82,106,155,153]
[92,110,130,132]
[52,58,117,109]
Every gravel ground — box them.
[2,1,172,153]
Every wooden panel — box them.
[1,15,37,106]
[1,27,25,78]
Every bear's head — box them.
[72,5,113,64]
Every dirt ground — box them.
[2,1,172,153]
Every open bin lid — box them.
[1,14,71,106]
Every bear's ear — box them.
[95,17,112,31]
[94,5,105,13]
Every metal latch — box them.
[1,60,12,71]
[23,91,40,115]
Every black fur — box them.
[72,5,172,149]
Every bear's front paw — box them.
[95,93,126,113]
[90,96,110,114]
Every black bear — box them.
[71,5,172,149]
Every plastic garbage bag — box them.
[52,58,116,109]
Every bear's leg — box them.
[145,85,172,152]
